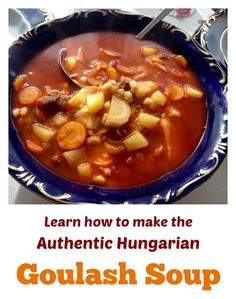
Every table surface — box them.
[9,8,227,204]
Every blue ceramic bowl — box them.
[9,10,227,204]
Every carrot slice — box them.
[170,69,183,78]
[116,64,137,76]
[19,87,41,105]
[57,121,86,150]
[13,75,27,91]
[174,55,188,68]
[106,67,117,80]
[26,140,43,153]
[167,83,184,100]
[101,48,120,58]
[149,56,164,65]
[83,68,99,78]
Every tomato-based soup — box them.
[12,32,206,188]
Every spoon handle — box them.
[136,9,174,40]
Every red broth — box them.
[12,32,206,188]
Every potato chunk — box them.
[65,57,77,71]
[151,90,167,106]
[185,85,203,98]
[75,105,101,129]
[174,55,188,68]
[123,131,149,151]
[141,46,159,57]
[132,81,158,98]
[67,89,87,107]
[87,135,102,145]
[63,148,86,167]
[77,163,92,178]
[104,142,125,154]
[53,112,68,126]
[80,115,102,130]
[32,124,56,142]
[74,105,89,118]
[87,91,105,114]
[142,97,156,110]
[92,175,106,185]
[137,112,160,129]
[68,86,98,107]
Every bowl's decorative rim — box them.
[9,9,227,204]
[193,9,227,69]
[193,9,227,50]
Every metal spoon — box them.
[58,48,81,87]
[136,9,174,40]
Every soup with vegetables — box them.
[11,32,206,188]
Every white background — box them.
[1,1,235,298]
